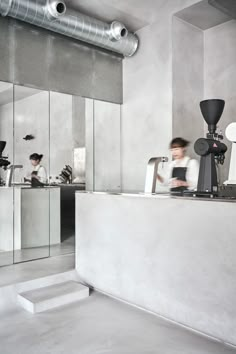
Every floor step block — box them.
[18,281,89,313]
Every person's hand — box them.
[31,173,39,180]
[171,179,187,188]
[157,174,164,183]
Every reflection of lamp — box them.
[0,141,10,169]
[23,134,35,141]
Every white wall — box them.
[14,90,50,182]
[0,90,84,183]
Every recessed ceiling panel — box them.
[175,0,231,30]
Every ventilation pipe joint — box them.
[46,0,66,20]
[109,21,128,41]
[0,0,139,57]
[0,0,13,16]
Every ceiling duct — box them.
[209,0,236,19]
[0,0,139,57]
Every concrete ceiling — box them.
[175,0,232,30]
[209,0,236,19]
[67,0,200,32]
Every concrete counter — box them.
[76,192,236,346]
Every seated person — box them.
[25,153,47,187]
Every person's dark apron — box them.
[170,167,187,194]
[31,171,44,188]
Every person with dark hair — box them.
[157,137,199,192]
[25,153,47,186]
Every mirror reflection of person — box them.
[157,137,199,192]
[25,153,47,185]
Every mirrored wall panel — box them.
[0,81,121,267]
[49,92,86,257]
[13,85,50,263]
[0,81,14,267]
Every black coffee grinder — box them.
[194,99,227,196]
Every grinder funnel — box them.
[200,99,225,134]
[0,141,6,157]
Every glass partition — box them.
[13,85,50,263]
[0,81,14,266]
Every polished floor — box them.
[0,253,75,287]
[0,290,236,354]
[0,235,75,267]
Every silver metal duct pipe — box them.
[0,0,139,57]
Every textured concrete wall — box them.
[0,17,122,104]
[121,1,200,192]
[76,192,236,346]
[172,18,204,158]
[94,101,121,192]
[85,99,121,192]
[204,20,236,183]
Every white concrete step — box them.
[18,281,89,313]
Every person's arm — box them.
[36,166,47,184]
[157,162,173,186]
[186,159,199,190]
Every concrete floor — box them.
[0,255,235,354]
[0,290,236,354]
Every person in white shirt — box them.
[157,137,199,193]
[28,153,47,186]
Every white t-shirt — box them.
[33,164,47,184]
[162,156,199,190]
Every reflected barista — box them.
[24,153,47,187]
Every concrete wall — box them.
[94,101,121,192]
[204,20,236,183]
[172,4,236,184]
[76,192,236,346]
[0,17,122,104]
[85,99,121,192]
[121,1,200,192]
[172,18,204,158]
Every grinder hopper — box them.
[200,99,225,135]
